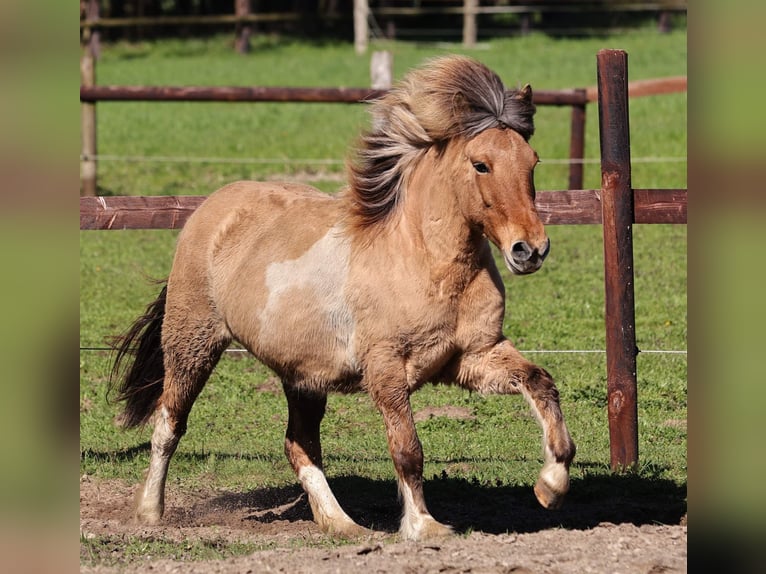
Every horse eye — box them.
[473,161,490,174]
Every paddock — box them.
[80,50,686,470]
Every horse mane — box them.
[346,55,536,233]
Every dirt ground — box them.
[80,473,687,573]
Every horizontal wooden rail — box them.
[585,75,687,102]
[79,2,688,30]
[373,3,687,17]
[80,78,688,106]
[80,86,385,104]
[79,189,686,231]
[79,85,589,106]
[80,13,301,29]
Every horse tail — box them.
[108,284,168,429]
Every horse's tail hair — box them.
[108,284,168,429]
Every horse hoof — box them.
[133,509,163,525]
[419,520,453,540]
[533,474,567,510]
[325,520,372,539]
[400,517,453,541]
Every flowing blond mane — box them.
[346,55,536,231]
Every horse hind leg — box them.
[282,384,368,537]
[134,313,230,525]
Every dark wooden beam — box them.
[597,49,639,471]
[79,189,686,230]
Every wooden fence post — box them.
[463,0,478,48]
[568,89,586,190]
[354,0,369,55]
[80,0,100,197]
[597,49,639,470]
[370,51,393,89]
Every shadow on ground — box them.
[199,470,686,535]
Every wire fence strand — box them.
[81,154,687,166]
[79,346,686,355]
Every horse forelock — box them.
[347,55,535,233]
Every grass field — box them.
[80,25,686,564]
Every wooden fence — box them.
[78,82,594,196]
[79,50,687,470]
[78,41,686,197]
[80,1,688,52]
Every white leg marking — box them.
[298,466,360,533]
[135,406,176,524]
[540,457,570,493]
[398,480,452,541]
[517,389,572,509]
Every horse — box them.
[109,55,576,541]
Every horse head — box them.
[457,89,549,275]
[349,55,549,274]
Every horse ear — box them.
[514,84,533,103]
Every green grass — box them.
[80,27,686,564]
[91,28,686,196]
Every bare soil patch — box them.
[80,472,686,573]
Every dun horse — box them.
[110,55,576,540]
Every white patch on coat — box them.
[261,226,357,369]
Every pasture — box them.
[80,26,687,571]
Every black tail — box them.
[108,284,168,429]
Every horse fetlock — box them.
[533,461,570,510]
[547,426,576,467]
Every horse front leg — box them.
[283,385,368,537]
[450,338,576,509]
[367,363,453,540]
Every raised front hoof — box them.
[533,474,568,510]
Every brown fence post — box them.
[568,89,586,190]
[597,49,638,470]
[80,0,99,197]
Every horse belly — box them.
[257,285,360,390]
[226,224,360,390]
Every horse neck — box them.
[399,145,484,268]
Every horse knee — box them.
[392,444,424,480]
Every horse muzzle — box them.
[503,238,550,275]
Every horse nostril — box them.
[541,238,551,260]
[511,241,533,262]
